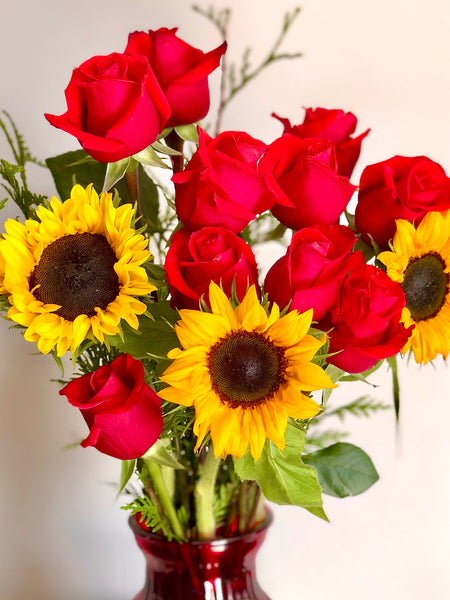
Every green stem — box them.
[124,159,142,220]
[145,460,185,540]
[165,129,185,174]
[387,355,400,423]
[238,481,249,533]
[194,448,222,539]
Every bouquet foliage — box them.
[1,6,449,542]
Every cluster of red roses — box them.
[45,28,227,162]
[164,110,450,374]
[49,26,450,463]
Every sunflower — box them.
[159,281,335,460]
[378,209,450,363]
[0,184,155,356]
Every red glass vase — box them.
[130,512,272,600]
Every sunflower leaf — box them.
[108,304,179,360]
[234,423,327,519]
[303,442,379,497]
[46,150,107,199]
[45,150,135,203]
[137,165,161,235]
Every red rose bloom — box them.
[45,53,171,163]
[165,227,259,309]
[125,28,226,127]
[264,224,364,320]
[273,107,369,178]
[60,354,163,460]
[260,134,356,230]
[173,128,279,233]
[355,155,450,249]
[324,265,413,373]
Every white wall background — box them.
[0,1,449,599]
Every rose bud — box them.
[173,128,280,233]
[125,28,226,127]
[264,224,364,320]
[355,155,450,249]
[60,354,163,460]
[45,52,171,162]
[273,107,369,178]
[165,227,259,309]
[324,264,413,373]
[260,134,356,230]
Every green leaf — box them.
[345,209,356,231]
[339,360,383,385]
[322,364,346,405]
[303,442,379,498]
[142,439,185,469]
[386,354,400,422]
[138,166,160,234]
[234,423,326,518]
[46,150,107,199]
[305,506,329,520]
[108,303,179,359]
[144,262,166,286]
[174,124,199,142]
[46,151,160,227]
[102,157,130,192]
[151,140,183,156]
[133,146,170,168]
[118,459,136,496]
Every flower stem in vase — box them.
[145,459,186,540]
[194,447,222,539]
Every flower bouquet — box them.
[0,4,449,599]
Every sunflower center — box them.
[208,331,286,408]
[29,232,120,321]
[402,251,449,322]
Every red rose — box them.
[165,227,259,309]
[45,53,171,162]
[324,265,413,373]
[264,224,364,320]
[260,134,356,230]
[355,155,450,249]
[60,354,163,459]
[125,28,226,127]
[273,107,369,178]
[173,128,279,233]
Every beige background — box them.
[0,0,449,598]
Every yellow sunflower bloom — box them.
[378,209,450,363]
[0,184,156,356]
[159,281,336,460]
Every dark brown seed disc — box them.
[208,331,287,408]
[29,232,120,321]
[402,251,449,322]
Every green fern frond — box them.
[213,482,237,528]
[322,395,391,421]
[0,111,45,168]
[74,343,121,376]
[0,158,46,218]
[122,496,177,540]
[0,112,47,217]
